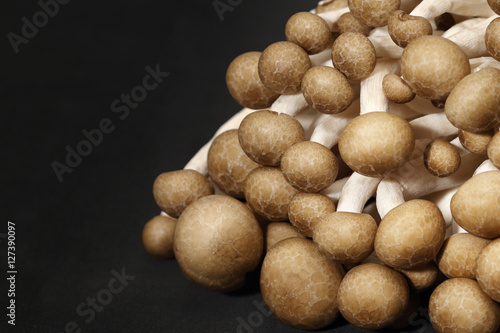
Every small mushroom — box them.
[476,239,500,302]
[265,222,305,251]
[348,0,401,27]
[331,32,377,81]
[388,10,433,48]
[423,139,461,177]
[396,261,440,291]
[142,215,176,259]
[288,192,336,237]
[486,17,500,62]
[285,12,333,54]
[487,131,500,169]
[382,73,415,104]
[337,12,371,35]
[458,129,495,155]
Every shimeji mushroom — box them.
[331,32,377,80]
[142,215,176,259]
[348,0,401,28]
[264,222,305,252]
[458,129,495,155]
[288,192,336,237]
[486,17,500,61]
[388,10,433,48]
[476,238,500,302]
[285,12,333,54]
[488,130,500,168]
[337,12,371,35]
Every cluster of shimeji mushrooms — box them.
[142,0,500,331]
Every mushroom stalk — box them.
[368,27,404,59]
[316,7,350,27]
[376,178,405,218]
[336,172,382,213]
[410,0,496,20]
[470,57,500,72]
[410,113,458,140]
[474,159,500,175]
[271,93,309,116]
[321,176,350,203]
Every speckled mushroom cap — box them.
[288,192,336,237]
[153,169,214,217]
[142,215,176,259]
[436,233,491,279]
[486,17,500,61]
[348,0,401,27]
[258,41,311,95]
[401,36,470,101]
[226,52,280,109]
[331,32,376,81]
[338,112,415,177]
[260,237,345,330]
[338,12,371,35]
[451,171,500,239]
[388,10,432,48]
[423,139,461,177]
[313,212,378,264]
[238,110,305,166]
[338,263,410,330]
[174,195,263,292]
[487,131,500,169]
[458,129,494,155]
[316,0,348,14]
[396,261,439,291]
[382,73,415,104]
[445,67,500,133]
[207,129,260,198]
[265,222,305,252]
[488,0,500,15]
[281,141,339,193]
[429,278,500,333]
[244,167,299,221]
[285,12,333,54]
[301,66,355,114]
[375,199,446,270]
[476,239,500,302]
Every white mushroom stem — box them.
[271,93,309,116]
[321,176,350,203]
[404,95,442,115]
[442,16,499,58]
[376,178,405,219]
[184,108,255,174]
[473,159,500,175]
[316,7,350,27]
[422,186,460,237]
[410,0,496,20]
[410,113,458,140]
[310,48,333,67]
[336,172,382,213]
[470,57,500,72]
[369,27,404,59]
[360,59,400,114]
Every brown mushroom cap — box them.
[338,112,415,177]
[396,261,440,291]
[488,0,500,15]
[388,10,433,48]
[316,0,348,14]
[174,195,263,292]
[207,129,260,198]
[429,278,500,333]
[265,222,305,252]
[338,12,371,35]
[238,110,305,166]
[486,17,500,62]
[281,141,339,193]
[288,192,336,237]
[142,215,176,259]
[301,66,355,114]
[382,73,415,104]
[476,239,500,302]
[331,32,377,81]
[401,36,470,101]
[338,263,410,330]
[423,139,461,177]
[153,170,214,217]
[226,52,280,109]
[285,12,333,54]
[348,0,401,27]
[313,212,378,264]
[487,131,500,169]
[375,199,446,270]
[451,171,500,239]
[260,237,345,330]
[445,67,500,133]
[458,129,495,155]
[436,233,491,279]
[258,41,311,95]
[244,167,299,221]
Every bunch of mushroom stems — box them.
[146,0,500,331]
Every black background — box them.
[1,0,436,332]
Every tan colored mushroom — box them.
[142,215,176,259]
[288,192,336,237]
[382,73,415,104]
[459,129,495,155]
[396,261,440,291]
[285,12,333,54]
[485,17,500,61]
[348,0,401,27]
[265,222,305,251]
[476,238,500,302]
[338,12,371,35]
[388,10,433,48]
[487,131,500,169]
[423,139,461,177]
[331,32,377,81]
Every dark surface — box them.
[0,1,436,332]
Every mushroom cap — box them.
[244,167,299,221]
[436,233,491,279]
[265,222,305,252]
[487,130,500,169]
[375,199,446,270]
[258,41,311,94]
[401,36,470,101]
[338,263,410,330]
[451,171,500,239]
[285,12,333,54]
[338,12,371,35]
[445,67,500,133]
[488,0,500,15]
[207,129,260,198]
[458,129,495,155]
[238,110,306,166]
[153,169,214,217]
[382,73,415,104]
[396,261,439,291]
[331,32,377,81]
[281,141,339,193]
[174,195,263,292]
[288,192,336,238]
[260,237,345,330]
[476,239,500,302]
[388,10,432,48]
[348,0,401,27]
[301,66,355,114]
[142,215,176,259]
[313,212,378,264]
[338,112,415,177]
[225,52,280,109]
[423,139,461,177]
[429,278,500,333]
[485,17,500,62]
